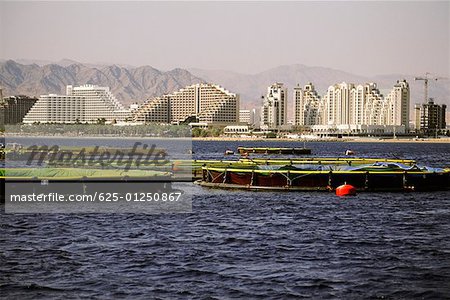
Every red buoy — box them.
[336,183,357,196]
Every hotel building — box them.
[261,83,287,129]
[294,83,322,126]
[23,85,131,124]
[360,83,384,126]
[384,80,410,130]
[293,80,410,134]
[134,83,239,124]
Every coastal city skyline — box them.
[3,77,447,136]
[1,1,449,77]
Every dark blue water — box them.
[1,140,450,299]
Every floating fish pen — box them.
[3,158,449,192]
[4,145,168,161]
[2,168,172,182]
[189,158,418,180]
[0,168,176,202]
[196,162,450,192]
[240,157,417,166]
[237,147,312,155]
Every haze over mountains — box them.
[1,59,449,115]
[0,60,203,106]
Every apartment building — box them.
[23,85,131,124]
[293,83,322,126]
[134,83,239,125]
[261,83,287,129]
[291,80,410,134]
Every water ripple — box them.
[2,141,450,298]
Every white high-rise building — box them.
[23,84,131,124]
[295,80,411,134]
[134,83,239,124]
[384,80,410,130]
[322,82,355,125]
[320,81,409,127]
[261,83,287,129]
[361,83,384,126]
[294,83,322,126]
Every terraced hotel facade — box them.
[133,83,239,124]
[23,85,131,124]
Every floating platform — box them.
[2,157,448,192]
[237,147,312,155]
[12,158,418,181]
[195,162,450,192]
[4,145,168,161]
[239,157,416,166]
[1,168,172,182]
[0,168,176,203]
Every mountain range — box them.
[0,60,203,106]
[1,59,449,120]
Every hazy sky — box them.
[1,1,449,76]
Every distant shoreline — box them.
[192,137,450,143]
[3,134,449,143]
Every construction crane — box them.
[414,72,444,103]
